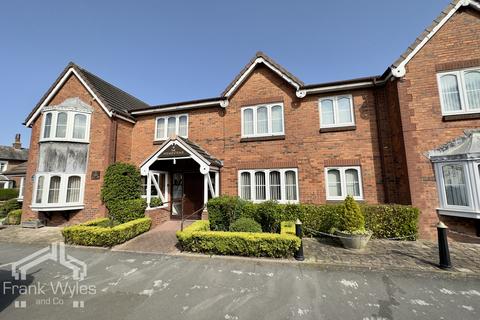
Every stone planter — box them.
[335,230,372,250]
[21,220,44,229]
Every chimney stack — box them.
[12,134,21,149]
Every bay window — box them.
[155,114,188,140]
[319,95,355,128]
[41,110,91,142]
[325,166,363,200]
[241,103,284,138]
[33,173,85,209]
[238,168,298,203]
[437,68,480,115]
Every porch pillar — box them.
[203,173,208,205]
[146,172,151,208]
[214,171,220,197]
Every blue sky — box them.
[0,0,450,146]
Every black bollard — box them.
[294,219,305,261]
[437,221,452,269]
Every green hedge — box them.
[101,163,142,206]
[207,197,419,240]
[229,217,262,233]
[62,217,151,247]
[0,198,22,217]
[0,189,19,201]
[176,220,301,258]
[107,198,147,223]
[280,221,296,236]
[5,209,22,225]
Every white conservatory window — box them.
[155,114,188,140]
[241,103,284,138]
[325,166,363,200]
[319,95,355,128]
[238,168,298,203]
[437,68,480,115]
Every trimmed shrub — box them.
[5,209,22,225]
[207,196,248,231]
[229,218,262,233]
[101,163,142,206]
[107,198,147,224]
[0,199,21,217]
[280,221,296,236]
[62,217,151,247]
[177,220,301,258]
[0,189,19,201]
[150,197,163,208]
[338,196,365,233]
[363,205,420,240]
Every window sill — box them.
[320,125,356,133]
[442,112,480,121]
[39,138,89,144]
[326,198,364,203]
[437,208,480,219]
[240,135,285,142]
[30,204,84,211]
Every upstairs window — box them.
[319,95,355,128]
[41,110,90,142]
[238,168,298,203]
[325,166,363,200]
[155,114,188,140]
[241,103,284,138]
[438,68,480,115]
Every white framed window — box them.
[238,168,299,203]
[0,161,7,172]
[319,95,355,128]
[32,173,86,209]
[325,166,363,200]
[40,110,91,142]
[435,162,473,210]
[155,114,188,140]
[241,103,284,138]
[141,171,169,208]
[437,67,480,115]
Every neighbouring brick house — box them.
[0,134,28,200]
[20,0,480,239]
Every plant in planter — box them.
[334,196,372,249]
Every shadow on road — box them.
[0,269,35,312]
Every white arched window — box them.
[238,168,298,203]
[48,176,61,203]
[73,114,87,139]
[240,172,251,200]
[241,103,284,138]
[269,171,281,200]
[43,113,52,138]
[155,114,189,140]
[325,167,363,200]
[66,176,82,203]
[437,68,480,114]
[319,95,354,128]
[55,112,68,138]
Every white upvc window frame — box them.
[18,177,24,201]
[31,173,86,210]
[154,114,189,141]
[0,161,7,172]
[434,161,475,211]
[142,170,169,209]
[437,67,480,116]
[40,110,91,143]
[241,102,285,138]
[237,168,299,204]
[319,94,355,128]
[324,166,363,201]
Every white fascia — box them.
[131,100,226,115]
[391,0,473,78]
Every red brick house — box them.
[0,134,28,199]
[21,0,480,239]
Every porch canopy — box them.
[139,136,222,209]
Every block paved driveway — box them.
[0,242,479,320]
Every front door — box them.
[171,173,183,219]
[183,172,204,220]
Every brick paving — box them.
[303,237,480,275]
[112,220,193,254]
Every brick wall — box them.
[21,74,111,226]
[395,8,480,238]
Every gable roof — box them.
[389,0,480,78]
[24,62,149,126]
[221,51,304,98]
[0,145,28,161]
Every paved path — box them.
[113,220,193,254]
[0,226,63,244]
[304,237,480,275]
[0,242,479,320]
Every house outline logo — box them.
[11,242,87,281]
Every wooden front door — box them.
[182,172,204,220]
